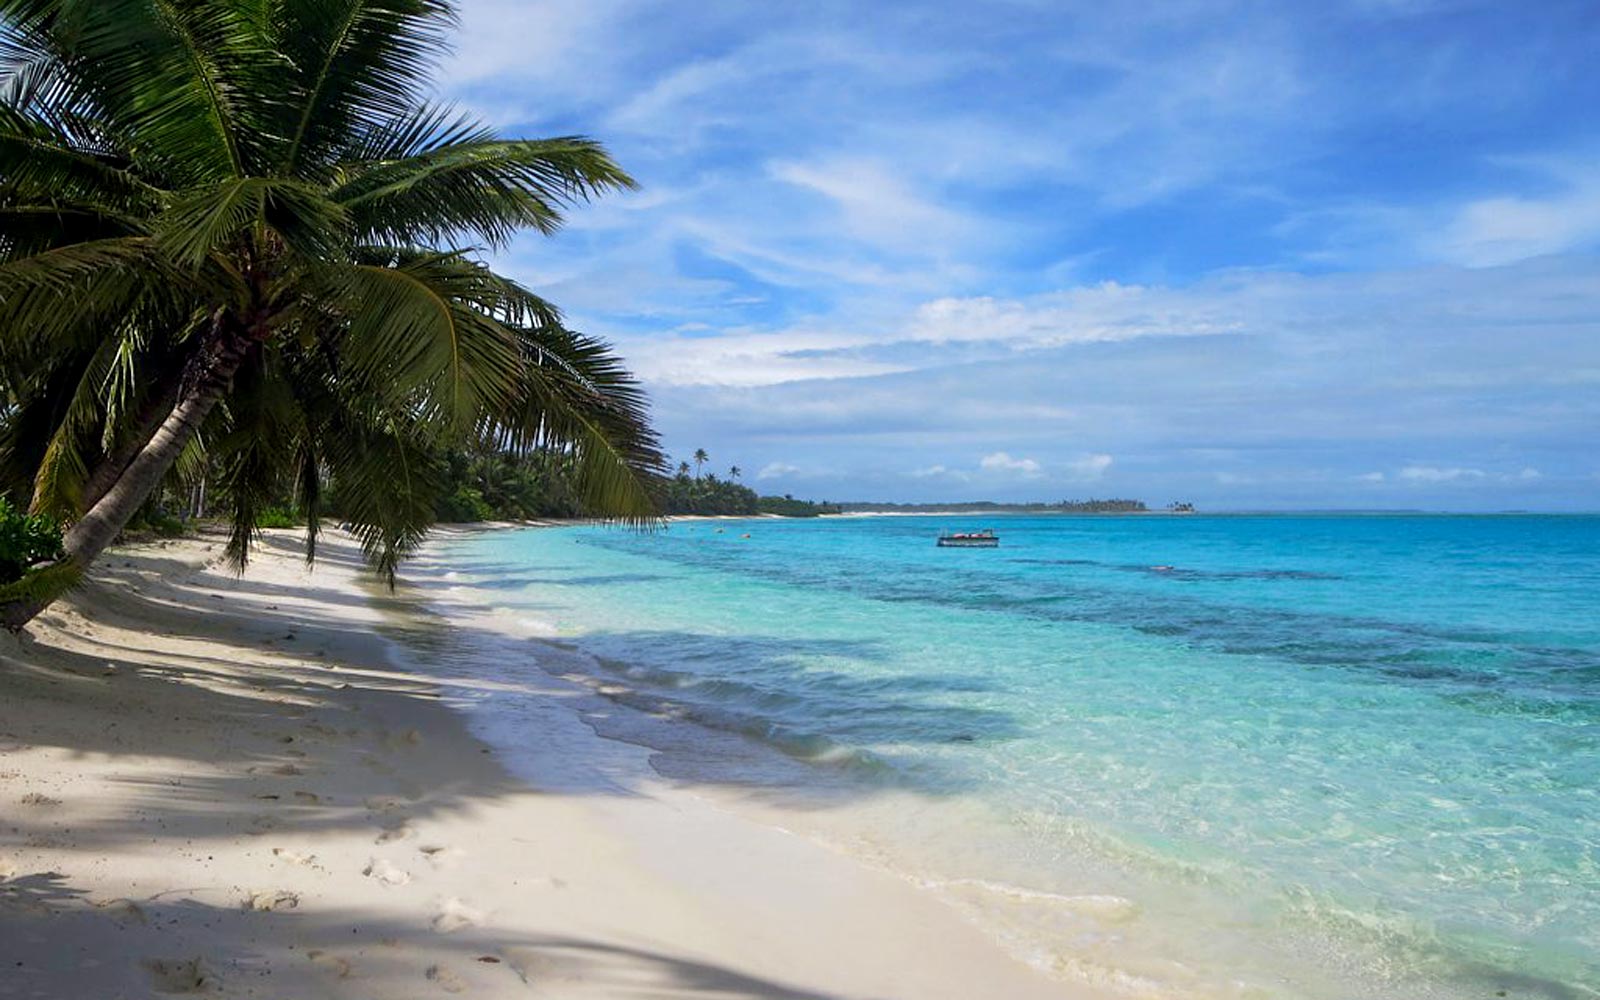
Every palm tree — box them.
[0,0,662,629]
[676,461,691,478]
[693,448,709,479]
[729,465,741,480]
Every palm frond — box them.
[334,135,635,249]
[157,176,347,269]
[0,111,158,211]
[209,353,302,571]
[1,0,265,182]
[28,333,120,516]
[335,252,521,429]
[272,0,455,176]
[501,324,663,523]
[320,403,442,584]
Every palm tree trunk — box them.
[78,373,184,513]
[1,323,250,631]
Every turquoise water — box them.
[438,515,1600,998]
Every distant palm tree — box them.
[677,461,692,477]
[729,465,742,480]
[0,0,660,628]
[693,448,709,479]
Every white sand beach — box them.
[0,528,1077,999]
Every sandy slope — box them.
[0,528,1078,999]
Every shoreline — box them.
[0,527,1078,998]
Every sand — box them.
[0,528,1079,999]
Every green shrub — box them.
[0,496,65,584]
[437,485,494,523]
[147,511,188,537]
[255,506,300,529]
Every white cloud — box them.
[1431,158,1600,267]
[769,157,980,256]
[1396,466,1543,484]
[446,0,641,121]
[1066,454,1114,480]
[980,452,1044,478]
[1357,471,1386,482]
[618,278,1250,389]
[1398,466,1486,482]
[756,462,800,480]
[912,464,972,482]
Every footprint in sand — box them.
[93,898,149,926]
[272,848,319,868]
[383,729,424,752]
[418,845,464,869]
[374,820,414,844]
[425,964,466,993]
[243,889,300,912]
[306,949,353,979]
[430,898,485,934]
[501,946,580,986]
[248,763,304,777]
[360,753,397,776]
[143,957,211,994]
[362,858,411,886]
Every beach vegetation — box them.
[0,495,64,583]
[253,506,301,530]
[755,495,842,517]
[0,0,664,629]
[659,466,759,516]
[138,509,190,538]
[436,484,495,524]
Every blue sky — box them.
[444,0,1600,509]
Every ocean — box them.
[421,514,1599,999]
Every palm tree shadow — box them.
[0,889,877,999]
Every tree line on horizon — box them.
[428,446,841,521]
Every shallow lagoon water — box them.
[437,514,1600,999]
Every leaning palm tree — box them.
[0,0,662,628]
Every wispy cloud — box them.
[980,452,1044,477]
[756,462,801,481]
[1398,466,1486,483]
[1398,466,1544,484]
[1431,158,1600,266]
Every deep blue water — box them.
[441,514,1600,999]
